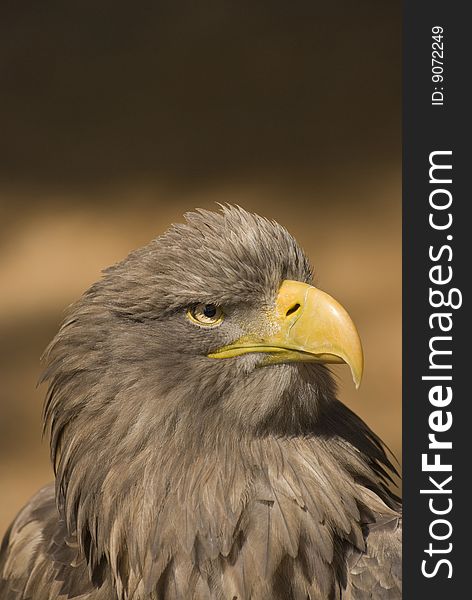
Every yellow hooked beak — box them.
[208,280,364,388]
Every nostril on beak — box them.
[285,303,301,317]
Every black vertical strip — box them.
[403,2,468,597]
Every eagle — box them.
[0,206,401,599]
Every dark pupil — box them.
[203,304,217,318]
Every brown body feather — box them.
[1,405,401,599]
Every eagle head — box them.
[41,206,375,595]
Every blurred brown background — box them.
[0,1,401,533]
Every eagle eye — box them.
[187,303,224,326]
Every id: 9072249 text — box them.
[431,26,444,107]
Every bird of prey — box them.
[0,206,401,599]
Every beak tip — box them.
[349,354,364,390]
[352,365,363,390]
